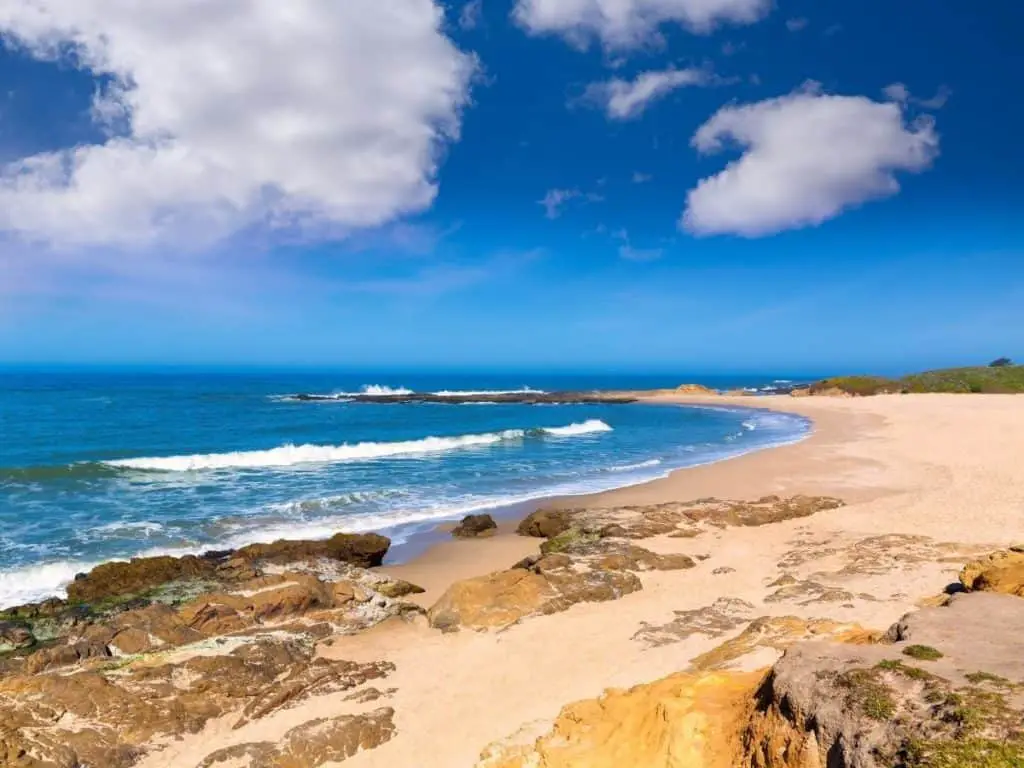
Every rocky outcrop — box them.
[0,634,395,767]
[479,589,1024,768]
[478,670,764,768]
[427,557,641,633]
[290,391,637,405]
[196,708,397,767]
[959,546,1024,595]
[452,513,498,538]
[675,383,719,395]
[516,509,573,538]
[63,532,390,604]
[519,495,844,541]
[743,591,1024,767]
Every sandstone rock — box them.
[0,620,34,652]
[61,533,390,606]
[516,509,573,538]
[234,532,390,569]
[66,554,218,603]
[528,495,845,542]
[959,549,1024,596]
[675,383,719,395]
[372,578,425,599]
[452,513,498,538]
[197,708,397,767]
[428,559,641,633]
[743,592,1024,767]
[477,670,764,768]
[2,634,396,766]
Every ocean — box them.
[0,370,812,609]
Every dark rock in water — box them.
[516,509,574,539]
[289,390,637,405]
[452,513,498,538]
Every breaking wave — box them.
[100,421,614,472]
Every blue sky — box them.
[0,0,1021,373]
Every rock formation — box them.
[478,576,1024,768]
[517,495,845,541]
[0,533,421,767]
[452,513,498,538]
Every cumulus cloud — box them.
[785,17,808,31]
[0,1,476,248]
[513,0,771,50]
[584,67,711,119]
[682,84,940,237]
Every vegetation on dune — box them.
[901,365,1024,394]
[902,644,944,661]
[808,362,1024,396]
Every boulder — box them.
[477,670,762,768]
[428,555,642,633]
[452,513,498,538]
[0,620,35,652]
[516,509,574,538]
[959,548,1024,596]
[235,532,390,569]
[66,554,218,604]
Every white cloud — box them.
[513,0,771,50]
[460,0,484,30]
[0,1,476,248]
[785,17,808,31]
[883,82,911,104]
[632,172,652,183]
[612,228,662,260]
[885,82,952,110]
[682,84,939,237]
[539,188,580,218]
[585,67,710,120]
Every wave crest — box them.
[101,421,613,472]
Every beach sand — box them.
[137,394,1024,768]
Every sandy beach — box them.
[121,392,1024,767]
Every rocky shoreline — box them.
[2,491,1023,767]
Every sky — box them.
[0,0,1021,373]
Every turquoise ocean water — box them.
[0,370,813,608]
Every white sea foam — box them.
[94,520,165,535]
[0,560,102,609]
[608,458,662,472]
[542,419,613,437]
[431,388,546,396]
[356,384,414,395]
[102,421,613,472]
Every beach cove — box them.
[4,391,1024,766]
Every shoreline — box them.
[0,398,810,610]
[10,392,1024,767]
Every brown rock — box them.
[66,554,217,603]
[0,620,35,651]
[477,671,763,768]
[675,383,719,395]
[198,708,396,767]
[428,557,642,633]
[452,513,499,538]
[235,532,390,569]
[959,549,1024,596]
[516,509,574,538]
[24,638,113,674]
